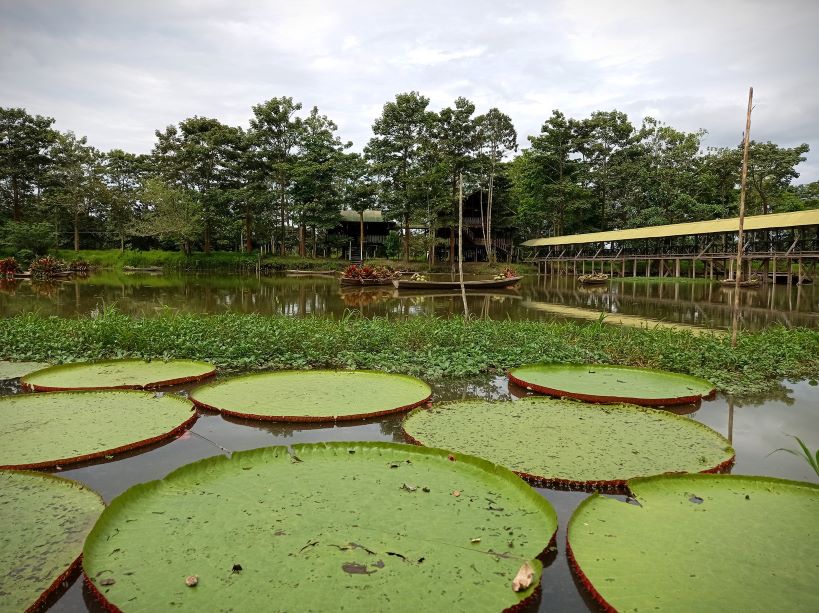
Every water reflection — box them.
[1,271,816,330]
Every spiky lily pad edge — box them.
[401,410,735,494]
[507,365,717,407]
[0,393,198,470]
[21,359,216,392]
[81,442,557,613]
[565,474,819,612]
[190,370,432,422]
[7,470,105,613]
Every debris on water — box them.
[470,538,481,544]
[400,483,418,492]
[232,564,243,573]
[512,561,534,592]
[100,578,116,586]
[745,494,750,500]
[689,495,704,504]
[452,490,461,497]
[342,562,375,575]
[448,454,456,462]
[422,486,430,493]
[185,575,198,587]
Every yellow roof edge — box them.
[522,209,819,247]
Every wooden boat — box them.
[340,277,396,286]
[577,274,609,285]
[285,269,337,277]
[720,276,761,288]
[123,265,163,272]
[392,276,522,290]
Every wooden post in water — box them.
[732,87,753,348]
[458,172,468,318]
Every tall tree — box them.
[249,98,303,255]
[0,107,56,221]
[137,179,203,255]
[340,153,377,260]
[46,131,106,251]
[744,141,810,214]
[366,92,436,262]
[104,149,147,251]
[475,108,517,263]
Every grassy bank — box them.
[1,311,816,395]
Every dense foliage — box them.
[1,311,816,395]
[2,101,815,261]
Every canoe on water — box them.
[720,276,761,288]
[392,276,522,290]
[577,274,609,285]
[340,277,395,286]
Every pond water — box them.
[1,270,818,330]
[1,373,816,612]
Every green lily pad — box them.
[1,470,104,612]
[21,358,216,391]
[0,390,197,469]
[402,398,734,489]
[508,364,715,406]
[568,474,819,611]
[0,361,52,381]
[83,442,557,612]
[190,370,431,422]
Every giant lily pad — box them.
[0,390,197,469]
[1,470,104,612]
[83,442,557,612]
[0,361,51,381]
[568,474,819,611]
[21,358,216,391]
[508,364,715,406]
[402,398,734,489]
[190,370,431,422]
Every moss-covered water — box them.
[1,271,817,330]
[1,373,816,612]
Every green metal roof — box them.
[522,209,819,247]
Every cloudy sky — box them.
[2,0,818,180]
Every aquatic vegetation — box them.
[770,435,819,479]
[508,363,715,406]
[21,358,216,391]
[568,474,819,611]
[0,470,104,612]
[190,370,430,422]
[0,390,197,469]
[402,398,734,489]
[83,442,557,612]
[0,311,816,394]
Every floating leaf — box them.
[508,364,715,406]
[190,370,431,422]
[0,360,51,381]
[83,443,556,611]
[21,358,216,391]
[0,390,197,469]
[402,399,734,489]
[568,474,819,611]
[0,470,104,611]
[511,561,534,592]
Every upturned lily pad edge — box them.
[565,474,819,612]
[2,470,105,613]
[401,402,736,493]
[82,442,557,613]
[21,358,217,392]
[0,391,198,470]
[190,370,432,422]
[508,363,717,406]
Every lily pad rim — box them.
[0,390,198,470]
[508,362,717,406]
[21,358,217,392]
[83,441,557,612]
[190,369,433,423]
[401,399,735,492]
[566,474,819,612]
[1,469,105,612]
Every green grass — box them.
[1,310,816,395]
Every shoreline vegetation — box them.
[1,310,816,395]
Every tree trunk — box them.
[403,214,410,262]
[449,225,455,269]
[120,235,125,253]
[429,221,436,267]
[299,224,306,257]
[11,176,21,222]
[203,221,212,253]
[312,226,317,258]
[458,173,468,317]
[244,208,254,253]
[73,210,80,252]
[279,185,287,256]
[359,211,365,261]
[487,166,495,265]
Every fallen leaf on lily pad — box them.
[185,575,198,587]
[512,561,534,592]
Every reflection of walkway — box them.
[522,300,726,336]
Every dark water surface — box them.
[1,270,818,330]
[1,374,816,613]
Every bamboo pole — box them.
[458,172,468,317]
[732,87,753,348]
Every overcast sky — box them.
[2,0,817,181]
